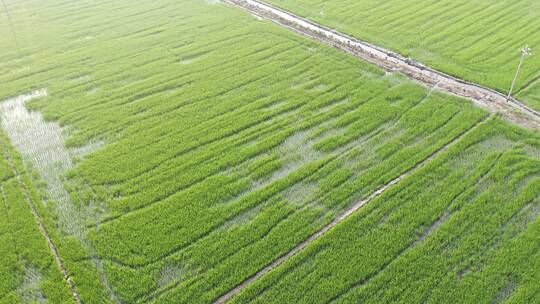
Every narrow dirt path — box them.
[214,113,493,303]
[0,139,82,304]
[223,0,540,132]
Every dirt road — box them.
[223,0,540,131]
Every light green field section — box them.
[233,118,540,304]
[0,132,73,304]
[265,0,540,110]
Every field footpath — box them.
[0,138,82,304]
[223,0,540,132]
[214,113,493,303]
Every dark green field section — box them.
[0,1,539,304]
[232,119,540,304]
[0,132,73,304]
[265,0,540,110]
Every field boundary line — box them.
[0,139,82,304]
[214,114,493,303]
[222,0,540,131]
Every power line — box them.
[1,0,20,51]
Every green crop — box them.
[0,0,538,303]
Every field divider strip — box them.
[222,0,540,131]
[0,139,82,304]
[214,114,492,304]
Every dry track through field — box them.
[223,0,540,132]
[0,138,82,304]
[214,114,493,303]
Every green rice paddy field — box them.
[0,0,539,303]
[266,0,540,110]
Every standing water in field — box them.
[0,89,119,302]
[0,89,106,237]
[0,89,84,237]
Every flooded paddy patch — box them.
[0,89,115,301]
[0,89,102,237]
[16,267,46,304]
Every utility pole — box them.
[507,46,532,102]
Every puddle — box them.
[0,91,104,209]
[157,264,186,288]
[70,139,105,159]
[306,82,327,92]
[179,51,209,65]
[269,131,322,180]
[220,205,263,230]
[0,90,83,235]
[452,135,514,171]
[523,144,540,158]
[260,99,288,111]
[284,181,318,207]
[17,267,45,304]
[494,278,516,304]
[87,87,98,95]
[0,90,116,300]
[247,131,323,195]
[75,35,96,43]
